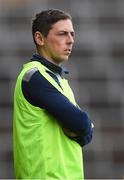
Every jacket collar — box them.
[31,53,69,76]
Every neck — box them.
[36,49,61,67]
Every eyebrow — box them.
[59,30,74,33]
[58,30,75,35]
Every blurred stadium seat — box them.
[0,0,124,178]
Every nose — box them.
[67,33,74,44]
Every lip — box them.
[64,49,72,53]
[64,50,71,56]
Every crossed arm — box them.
[22,69,94,147]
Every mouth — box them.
[64,48,72,54]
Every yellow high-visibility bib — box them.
[13,61,84,179]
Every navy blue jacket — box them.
[22,54,93,146]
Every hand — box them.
[62,127,78,138]
[74,125,94,147]
[62,123,94,147]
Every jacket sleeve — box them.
[22,69,93,145]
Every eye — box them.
[57,31,75,38]
[71,32,75,38]
[58,32,67,36]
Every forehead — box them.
[51,19,74,32]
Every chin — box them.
[54,56,69,65]
[62,55,69,62]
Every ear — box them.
[34,31,45,46]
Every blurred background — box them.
[0,0,124,178]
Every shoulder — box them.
[22,67,39,82]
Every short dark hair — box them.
[32,9,72,45]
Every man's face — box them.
[42,19,75,65]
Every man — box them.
[13,9,94,179]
